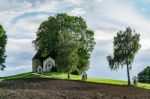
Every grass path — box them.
[0,72,149,89]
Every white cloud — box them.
[140,39,150,50]
[65,0,82,5]
[70,8,86,16]
[7,14,49,39]
[84,0,150,52]
[6,64,31,71]
[0,0,150,80]
[6,38,33,54]
[0,0,58,13]
[5,38,34,74]
[94,29,115,41]
[0,0,58,26]
[103,3,150,33]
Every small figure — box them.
[132,76,138,85]
[82,71,87,81]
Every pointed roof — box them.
[32,52,54,62]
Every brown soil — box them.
[0,78,149,99]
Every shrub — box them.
[51,67,57,72]
[138,66,150,83]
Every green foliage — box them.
[0,25,7,70]
[56,32,78,78]
[51,67,57,72]
[138,66,150,83]
[33,13,95,74]
[107,27,141,85]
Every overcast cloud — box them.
[0,0,150,81]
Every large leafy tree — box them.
[33,13,95,74]
[56,32,78,78]
[107,27,141,85]
[0,25,7,70]
[76,30,95,73]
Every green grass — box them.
[87,78,128,85]
[138,83,150,89]
[0,72,150,89]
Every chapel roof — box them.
[32,52,53,61]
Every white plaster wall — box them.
[43,57,55,72]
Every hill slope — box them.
[0,72,150,89]
[0,78,150,99]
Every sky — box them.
[0,0,150,81]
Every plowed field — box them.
[0,78,149,99]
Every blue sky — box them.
[0,0,150,81]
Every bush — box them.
[51,67,57,72]
[71,70,81,75]
[138,66,150,83]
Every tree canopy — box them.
[107,27,141,85]
[138,66,150,83]
[56,32,78,78]
[33,13,95,76]
[0,25,7,70]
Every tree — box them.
[0,25,7,70]
[56,32,78,78]
[138,66,150,83]
[107,27,141,85]
[76,30,95,73]
[33,13,95,74]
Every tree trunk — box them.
[126,59,131,86]
[68,72,70,79]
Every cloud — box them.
[0,65,31,77]
[5,65,31,71]
[8,14,49,39]
[0,0,61,77]
[6,39,33,53]
[140,39,150,50]
[94,29,115,41]
[85,0,150,80]
[70,8,86,16]
[0,0,150,80]
[5,38,34,68]
[0,0,58,26]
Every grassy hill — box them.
[0,72,150,89]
